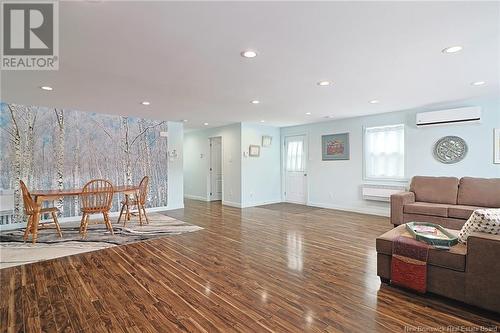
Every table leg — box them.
[125,195,131,221]
[32,196,42,244]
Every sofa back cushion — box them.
[457,177,500,207]
[410,176,459,204]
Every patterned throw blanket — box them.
[391,235,429,293]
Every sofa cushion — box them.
[410,176,459,205]
[457,177,500,208]
[403,202,449,217]
[376,225,466,271]
[448,205,484,220]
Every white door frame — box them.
[282,134,308,204]
[208,136,223,201]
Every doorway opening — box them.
[284,135,307,204]
[209,136,223,201]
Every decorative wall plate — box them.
[433,136,467,164]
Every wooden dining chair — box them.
[118,176,149,227]
[20,180,62,244]
[79,179,114,237]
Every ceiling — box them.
[2,1,499,129]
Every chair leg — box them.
[82,214,90,238]
[117,203,126,225]
[142,205,149,224]
[126,203,131,221]
[79,213,86,234]
[52,212,63,238]
[104,212,114,235]
[24,215,33,241]
[80,213,90,236]
[138,205,143,226]
[32,211,40,244]
[123,203,130,227]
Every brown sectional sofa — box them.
[377,225,500,313]
[382,176,500,313]
[391,176,500,230]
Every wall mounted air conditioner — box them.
[416,106,481,127]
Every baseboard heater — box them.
[361,184,407,202]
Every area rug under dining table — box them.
[0,212,203,269]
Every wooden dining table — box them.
[28,185,140,242]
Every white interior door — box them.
[284,135,307,204]
[209,137,222,201]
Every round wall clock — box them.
[433,136,468,164]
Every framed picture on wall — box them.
[249,145,260,157]
[322,133,350,160]
[495,128,500,164]
[262,135,272,147]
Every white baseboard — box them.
[184,194,208,201]
[221,200,242,208]
[149,205,184,212]
[240,199,282,208]
[219,199,389,217]
[307,201,390,217]
[222,199,282,208]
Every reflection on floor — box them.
[258,202,322,214]
[1,199,499,332]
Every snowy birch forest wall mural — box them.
[0,102,169,225]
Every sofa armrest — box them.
[465,232,500,312]
[390,192,415,226]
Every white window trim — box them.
[362,124,408,182]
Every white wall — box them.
[184,122,282,208]
[241,123,281,207]
[184,123,242,206]
[281,96,500,216]
[165,121,184,210]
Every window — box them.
[286,139,304,172]
[364,124,405,180]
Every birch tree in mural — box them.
[121,116,132,185]
[3,105,23,223]
[24,109,37,189]
[0,102,169,225]
[72,123,81,216]
[54,109,64,214]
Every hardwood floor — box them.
[1,199,499,332]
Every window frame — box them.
[362,124,408,182]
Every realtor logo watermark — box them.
[1,1,59,70]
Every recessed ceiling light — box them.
[203,122,209,126]
[260,120,265,123]
[369,100,380,104]
[141,101,151,106]
[182,119,188,122]
[317,81,331,86]
[241,50,258,58]
[471,81,485,86]
[250,100,260,104]
[305,112,312,115]
[442,46,463,54]
[40,86,53,91]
